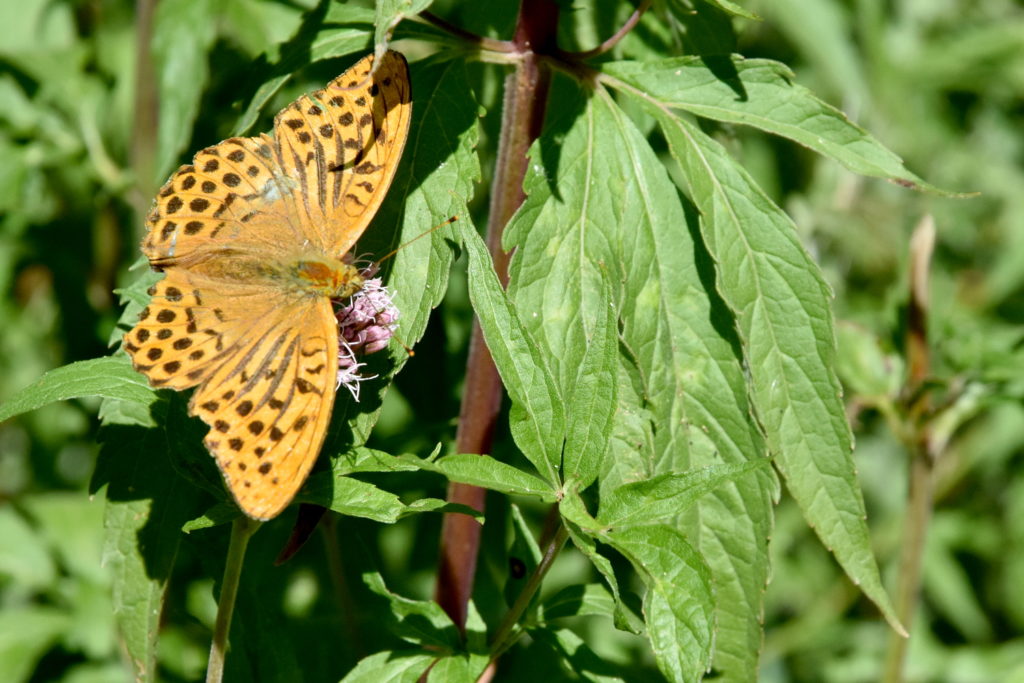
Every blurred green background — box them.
[1,0,1023,681]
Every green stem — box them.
[206,516,260,683]
[882,216,937,683]
[489,519,569,659]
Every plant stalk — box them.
[489,519,569,659]
[206,516,260,683]
[434,0,559,633]
[130,0,159,228]
[882,216,936,683]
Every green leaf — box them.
[530,628,627,683]
[300,475,406,523]
[95,394,205,682]
[0,506,56,591]
[340,651,436,682]
[562,279,618,488]
[0,607,70,683]
[504,504,543,615]
[632,96,900,630]
[332,446,423,475]
[0,356,155,423]
[151,0,217,182]
[374,0,433,51]
[462,221,565,484]
[232,4,374,135]
[597,461,767,528]
[602,56,954,194]
[363,570,461,649]
[559,492,644,635]
[181,502,240,533]
[541,583,617,622]
[509,84,775,679]
[427,651,490,682]
[673,0,758,22]
[607,526,714,683]
[397,452,556,501]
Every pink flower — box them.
[333,272,399,400]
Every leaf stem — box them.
[433,0,559,635]
[564,0,652,60]
[882,216,937,682]
[418,11,515,54]
[489,519,569,659]
[130,0,159,229]
[206,516,260,683]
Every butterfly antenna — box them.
[377,215,458,264]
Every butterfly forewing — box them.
[273,50,412,256]
[124,51,412,520]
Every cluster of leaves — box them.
[3,0,1024,682]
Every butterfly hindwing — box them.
[189,297,339,520]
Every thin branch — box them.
[489,520,569,659]
[566,0,652,61]
[418,11,516,54]
[882,215,937,683]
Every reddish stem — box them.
[433,0,559,633]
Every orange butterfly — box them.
[123,51,412,520]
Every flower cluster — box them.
[333,271,399,401]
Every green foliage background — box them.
[1,0,1023,681]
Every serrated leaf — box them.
[341,651,436,682]
[0,607,70,683]
[560,492,644,635]
[363,570,461,649]
[374,0,433,52]
[670,0,758,22]
[182,502,240,533]
[332,446,423,475]
[426,651,489,682]
[530,628,627,683]
[509,84,774,679]
[607,526,714,683]
[151,0,217,182]
[462,221,565,484]
[396,452,556,501]
[597,461,767,528]
[626,94,900,631]
[504,504,543,614]
[299,474,406,523]
[0,356,155,423]
[541,583,617,622]
[602,56,954,194]
[96,394,205,681]
[232,4,374,135]
[562,279,618,488]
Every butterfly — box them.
[123,51,412,520]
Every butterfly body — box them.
[124,51,412,520]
